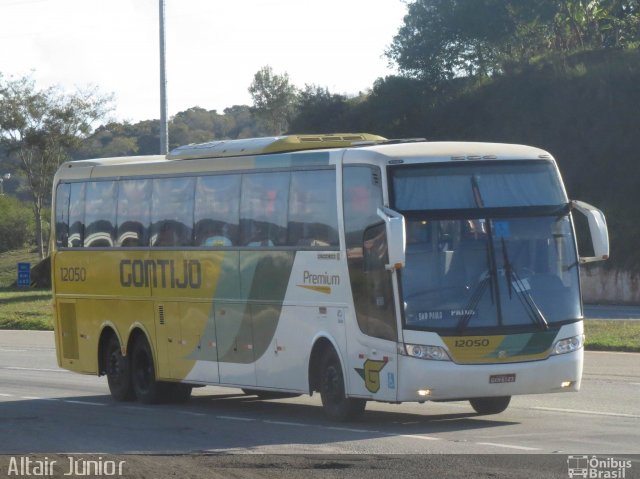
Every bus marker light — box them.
[561,381,573,388]
[417,389,432,397]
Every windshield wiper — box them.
[457,242,496,333]
[501,238,549,330]
[470,175,504,327]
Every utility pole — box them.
[159,0,169,155]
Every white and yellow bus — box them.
[51,134,609,420]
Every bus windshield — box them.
[391,161,581,332]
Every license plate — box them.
[489,373,516,384]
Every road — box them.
[0,331,638,478]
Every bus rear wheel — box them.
[130,335,164,404]
[104,335,134,401]
[469,396,511,415]
[319,348,366,421]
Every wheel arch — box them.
[97,322,121,376]
[307,333,346,396]
[126,322,154,355]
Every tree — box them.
[248,66,297,135]
[0,195,34,253]
[289,85,351,133]
[0,74,112,258]
[386,0,640,82]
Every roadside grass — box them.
[0,248,41,287]
[0,248,53,330]
[584,320,640,353]
[0,288,53,330]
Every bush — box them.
[0,196,34,252]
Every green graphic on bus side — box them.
[355,359,388,393]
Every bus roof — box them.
[54,135,554,181]
[167,133,386,160]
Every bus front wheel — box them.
[469,396,511,415]
[104,335,134,401]
[319,348,366,421]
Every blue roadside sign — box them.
[17,262,31,288]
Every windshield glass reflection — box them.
[401,215,581,331]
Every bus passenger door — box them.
[346,223,399,402]
[343,165,398,402]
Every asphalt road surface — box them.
[0,330,638,478]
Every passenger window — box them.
[287,170,338,247]
[194,175,241,247]
[116,179,151,247]
[240,172,290,247]
[150,177,195,247]
[55,184,70,248]
[68,183,86,248]
[84,181,117,247]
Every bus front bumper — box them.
[396,348,583,402]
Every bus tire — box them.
[104,334,134,401]
[241,388,301,400]
[319,348,366,421]
[469,396,511,415]
[130,335,164,404]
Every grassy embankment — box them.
[0,249,52,330]
[0,249,638,351]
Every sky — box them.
[1,0,408,123]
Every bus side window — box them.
[116,179,151,247]
[287,170,338,248]
[84,181,117,248]
[68,183,86,248]
[150,177,194,247]
[240,172,290,247]
[194,174,241,247]
[55,183,71,248]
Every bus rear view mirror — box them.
[376,207,406,270]
[572,200,609,263]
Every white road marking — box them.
[0,393,14,397]
[630,382,640,386]
[476,442,542,451]
[399,434,440,441]
[216,415,257,422]
[178,411,207,417]
[1,366,69,373]
[0,348,29,352]
[263,420,307,427]
[323,426,371,434]
[62,400,107,406]
[532,406,640,419]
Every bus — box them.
[51,133,609,421]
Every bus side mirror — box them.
[376,207,406,270]
[572,200,609,263]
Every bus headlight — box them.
[402,344,451,361]
[552,334,584,355]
